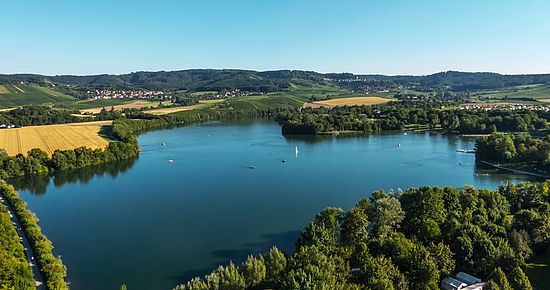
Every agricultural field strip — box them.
[0,121,111,156]
[305,96,395,108]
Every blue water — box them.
[15,120,528,289]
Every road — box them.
[0,194,45,290]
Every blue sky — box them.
[2,0,550,75]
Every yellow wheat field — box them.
[0,121,112,156]
[304,96,395,108]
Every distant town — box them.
[89,89,172,100]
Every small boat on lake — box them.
[162,142,166,146]
[295,146,299,155]
[249,165,256,169]
[168,159,174,164]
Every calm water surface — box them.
[16,120,529,289]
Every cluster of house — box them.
[441,272,484,290]
[213,89,263,98]
[89,89,172,100]
[329,77,404,94]
[397,94,431,101]
[460,103,550,111]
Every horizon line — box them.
[2,68,550,78]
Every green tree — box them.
[491,268,512,290]
[507,266,532,290]
[241,255,266,287]
[367,193,405,239]
[265,246,287,280]
[427,242,455,277]
[218,261,245,290]
[341,207,369,246]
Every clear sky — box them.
[2,0,550,75]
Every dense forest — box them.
[0,70,326,92]
[277,102,549,135]
[0,106,91,126]
[475,133,550,168]
[0,106,126,126]
[176,182,549,290]
[327,71,550,91]
[0,181,68,289]
[2,70,550,93]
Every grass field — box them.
[475,84,550,102]
[80,100,161,114]
[227,94,305,111]
[0,84,75,108]
[145,99,225,115]
[526,248,550,290]
[304,96,395,108]
[0,121,112,156]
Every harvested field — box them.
[0,121,112,156]
[144,99,225,115]
[304,96,394,108]
[80,100,160,114]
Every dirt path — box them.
[0,194,45,289]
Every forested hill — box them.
[2,70,550,92]
[0,70,326,92]
[329,71,550,91]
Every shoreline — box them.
[479,160,550,179]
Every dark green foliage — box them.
[0,197,35,289]
[264,246,287,281]
[508,266,533,290]
[177,183,549,289]
[280,245,350,289]
[241,255,266,287]
[341,207,369,246]
[476,133,550,170]
[0,105,90,126]
[365,191,405,240]
[0,181,68,289]
[0,142,140,180]
[491,267,513,290]
[277,101,549,135]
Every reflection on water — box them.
[10,157,138,195]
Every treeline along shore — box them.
[175,182,549,290]
[276,101,550,135]
[0,180,68,289]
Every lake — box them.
[15,120,530,289]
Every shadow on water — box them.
[9,157,138,195]
[168,230,300,286]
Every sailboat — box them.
[295,146,299,157]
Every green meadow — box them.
[0,84,74,107]
[475,84,550,101]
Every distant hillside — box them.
[1,70,550,92]
[327,71,550,91]
[0,70,327,92]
